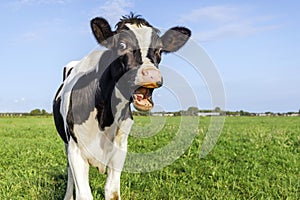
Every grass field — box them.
[0,116,299,199]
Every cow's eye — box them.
[158,48,162,54]
[119,42,127,50]
[156,47,162,55]
[156,48,162,56]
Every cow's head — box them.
[91,14,191,112]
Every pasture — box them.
[0,116,299,199]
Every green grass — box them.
[0,116,299,199]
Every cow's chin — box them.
[132,87,154,112]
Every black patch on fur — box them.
[68,73,98,125]
[66,68,73,80]
[95,52,118,129]
[63,67,73,81]
[54,83,63,101]
[53,95,69,144]
[95,74,115,130]
[95,55,127,130]
[119,102,133,122]
[66,98,77,143]
[146,32,163,67]
[53,83,74,143]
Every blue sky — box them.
[0,0,299,113]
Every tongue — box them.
[133,94,153,111]
[135,94,144,101]
[133,87,154,111]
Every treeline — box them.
[1,107,300,117]
[225,110,300,116]
[133,107,300,117]
[0,109,52,117]
[133,106,224,116]
[28,109,52,116]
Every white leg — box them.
[68,139,93,200]
[104,125,130,200]
[64,144,74,200]
[64,165,74,200]
[105,167,121,200]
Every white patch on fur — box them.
[73,109,109,165]
[126,23,153,65]
[113,87,130,122]
[126,23,159,86]
[68,137,93,199]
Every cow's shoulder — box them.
[69,70,99,125]
[64,50,113,125]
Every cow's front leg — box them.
[64,161,75,200]
[64,144,74,200]
[68,138,93,200]
[104,125,131,200]
[104,146,127,200]
[105,167,122,200]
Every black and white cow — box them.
[53,14,191,200]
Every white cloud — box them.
[179,5,280,41]
[91,0,134,25]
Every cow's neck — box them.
[112,86,132,123]
[96,59,133,130]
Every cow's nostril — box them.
[141,68,162,87]
[142,70,149,76]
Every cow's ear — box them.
[161,27,191,53]
[91,17,115,49]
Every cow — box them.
[53,13,191,200]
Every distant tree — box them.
[265,111,274,115]
[239,110,251,116]
[30,109,42,116]
[173,111,182,116]
[29,108,50,116]
[187,106,199,116]
[42,109,47,115]
[226,111,239,116]
[214,107,221,112]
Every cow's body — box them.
[53,14,191,200]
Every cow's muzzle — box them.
[139,67,163,88]
[133,67,163,112]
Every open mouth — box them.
[133,87,154,112]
